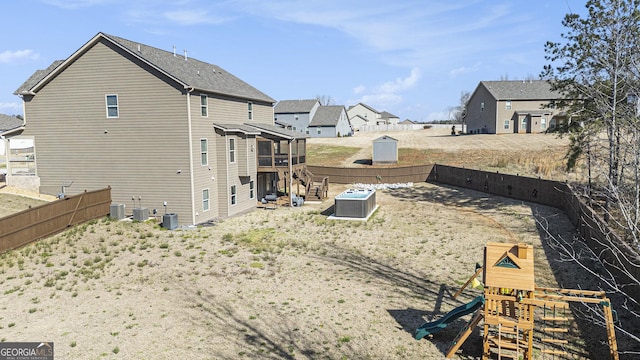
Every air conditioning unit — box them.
[133,208,149,221]
[110,203,125,220]
[162,213,178,230]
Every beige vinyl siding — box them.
[22,40,193,223]
[190,94,219,222]
[208,96,273,125]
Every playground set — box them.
[415,242,619,359]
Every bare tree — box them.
[315,95,335,106]
[541,0,640,353]
[448,91,470,123]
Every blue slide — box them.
[415,296,484,340]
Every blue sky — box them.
[1,0,585,122]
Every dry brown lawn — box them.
[0,130,628,359]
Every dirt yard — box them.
[0,130,632,359]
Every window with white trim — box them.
[229,138,235,163]
[202,188,210,211]
[521,118,527,129]
[230,185,237,205]
[505,100,512,110]
[480,102,485,112]
[106,94,118,118]
[503,120,509,130]
[541,117,547,130]
[317,128,321,135]
[249,180,254,199]
[247,102,253,120]
[201,95,208,117]
[200,139,208,166]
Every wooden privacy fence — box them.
[0,187,111,253]
[307,164,434,184]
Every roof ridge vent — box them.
[184,49,188,61]
[173,45,176,57]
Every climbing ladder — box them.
[539,301,569,358]
[446,309,484,358]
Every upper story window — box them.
[106,95,118,118]
[201,95,208,117]
[480,102,485,112]
[506,100,512,110]
[247,102,253,120]
[229,138,235,163]
[200,138,208,166]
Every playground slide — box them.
[415,296,485,340]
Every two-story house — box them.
[465,80,568,134]
[346,103,399,131]
[274,99,352,137]
[13,32,307,225]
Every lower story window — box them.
[202,189,210,211]
[503,120,509,130]
[249,181,254,199]
[541,118,547,130]
[230,185,237,205]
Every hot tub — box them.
[334,188,376,218]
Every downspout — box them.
[185,86,196,225]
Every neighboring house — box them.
[465,80,568,134]
[399,119,416,125]
[274,99,320,134]
[14,32,307,225]
[308,105,352,137]
[1,114,26,182]
[0,114,24,156]
[348,114,369,131]
[274,99,352,137]
[379,111,400,125]
[347,103,399,130]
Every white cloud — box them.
[425,110,449,122]
[0,102,23,112]
[42,0,112,10]
[163,10,230,26]
[353,85,366,95]
[0,50,39,64]
[373,68,421,93]
[449,63,480,78]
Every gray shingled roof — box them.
[15,32,275,103]
[14,60,64,95]
[246,122,307,140]
[481,80,562,100]
[274,99,318,114]
[379,111,398,119]
[348,102,378,113]
[309,106,344,127]
[0,114,24,131]
[212,122,262,135]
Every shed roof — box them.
[374,135,398,142]
[15,32,276,103]
[309,106,345,127]
[274,99,319,114]
[480,80,563,101]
